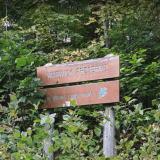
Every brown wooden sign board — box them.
[37,55,119,86]
[39,80,119,109]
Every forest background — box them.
[0,0,160,159]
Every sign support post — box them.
[103,106,116,157]
[44,110,54,160]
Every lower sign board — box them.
[39,80,119,109]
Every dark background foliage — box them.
[0,0,160,159]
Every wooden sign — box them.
[37,55,119,86]
[39,80,119,109]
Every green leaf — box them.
[10,95,17,101]
[49,113,56,119]
[82,145,88,151]
[88,140,95,146]
[70,99,77,107]
[34,135,41,139]
[121,110,127,114]
[27,129,32,135]
[20,97,26,103]
[132,88,138,94]
[89,147,94,153]
[68,109,75,115]
[63,115,70,120]
[21,136,27,141]
[26,154,33,159]
[20,77,32,87]
[21,131,27,137]
[137,49,147,54]
[27,56,34,64]
[139,150,145,156]
[132,54,137,61]
[152,99,158,106]
[33,101,41,110]
[60,133,67,139]
[135,103,142,111]
[104,116,110,121]
[27,136,33,146]
[133,138,139,142]
[48,146,54,153]
[53,130,59,137]
[40,115,48,125]
[108,108,110,115]
[128,99,137,105]
[14,132,20,138]
[68,126,78,132]
[16,56,26,68]
[46,117,51,123]
[94,127,101,136]
[154,111,160,117]
[125,140,133,150]
[34,119,41,123]
[124,96,132,102]
[37,92,46,97]
[31,25,36,30]
[78,132,82,138]
[139,110,143,115]
[17,142,24,149]
[4,55,10,60]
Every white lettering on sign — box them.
[49,92,95,101]
[47,65,107,78]
[47,70,72,78]
[52,95,67,100]
[68,92,95,99]
[76,65,106,74]
[47,97,51,101]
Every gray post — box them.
[44,110,54,160]
[103,19,111,49]
[103,106,116,157]
[43,63,55,160]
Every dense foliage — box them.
[0,0,160,159]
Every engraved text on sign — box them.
[39,80,119,109]
[37,55,119,86]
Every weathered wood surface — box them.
[103,107,116,157]
[39,80,119,109]
[44,110,54,160]
[37,55,119,86]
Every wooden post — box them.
[44,110,54,160]
[103,106,116,157]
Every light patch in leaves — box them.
[63,115,70,120]
[14,132,20,138]
[20,77,32,87]
[21,136,27,141]
[40,115,48,125]
[152,99,158,106]
[68,126,78,132]
[124,96,132,102]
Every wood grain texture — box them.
[37,55,119,86]
[103,107,116,157]
[39,80,119,109]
